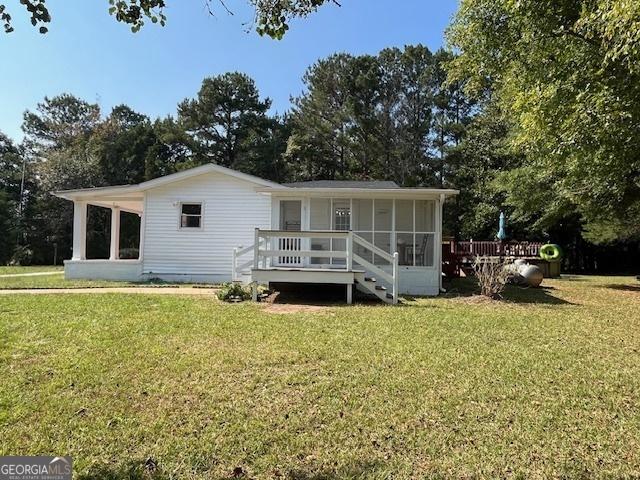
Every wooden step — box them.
[375,285,387,291]
[386,293,393,299]
[364,277,376,282]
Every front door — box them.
[277,200,302,266]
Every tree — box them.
[30,143,106,263]
[430,49,474,189]
[178,73,271,169]
[20,94,105,263]
[288,45,453,186]
[447,0,640,242]
[91,105,155,185]
[22,94,101,155]
[1,0,337,38]
[234,115,291,182]
[443,103,524,240]
[392,45,436,186]
[0,132,23,263]
[144,117,196,179]
[288,53,357,180]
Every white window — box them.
[180,203,202,228]
[395,199,436,267]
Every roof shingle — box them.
[284,180,400,189]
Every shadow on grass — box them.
[502,285,573,305]
[78,459,384,480]
[284,460,384,480]
[267,283,388,307]
[266,278,575,307]
[442,277,574,305]
[78,459,168,480]
[602,283,640,292]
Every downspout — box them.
[139,192,148,279]
[438,193,446,293]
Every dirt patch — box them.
[448,294,497,304]
[262,303,332,314]
[258,289,338,314]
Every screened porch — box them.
[272,197,438,270]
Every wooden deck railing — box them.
[452,240,543,258]
[233,229,399,304]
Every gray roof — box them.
[284,180,400,189]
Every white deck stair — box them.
[353,273,394,303]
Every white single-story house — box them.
[54,164,458,303]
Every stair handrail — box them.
[232,239,264,282]
[352,233,399,304]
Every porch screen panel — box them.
[353,199,373,262]
[415,200,435,267]
[353,199,373,230]
[416,200,435,232]
[374,199,392,231]
[396,232,414,266]
[373,200,393,265]
[310,198,331,230]
[395,200,413,231]
[394,200,413,266]
[310,198,331,264]
[331,199,350,265]
[415,233,435,267]
[374,232,392,266]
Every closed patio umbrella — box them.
[497,211,507,241]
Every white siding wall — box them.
[142,172,271,281]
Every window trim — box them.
[178,202,204,230]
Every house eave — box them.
[52,163,285,201]
[255,187,459,198]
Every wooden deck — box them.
[234,230,399,304]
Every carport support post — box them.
[109,207,121,260]
[72,201,87,261]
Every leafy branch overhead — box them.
[0,0,336,37]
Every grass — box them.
[0,275,138,289]
[0,265,63,275]
[0,266,202,289]
[1,275,639,478]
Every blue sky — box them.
[0,0,458,141]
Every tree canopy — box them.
[447,0,640,242]
[2,28,638,269]
[0,0,336,38]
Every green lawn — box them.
[0,265,63,275]
[0,266,181,289]
[0,274,138,289]
[1,276,639,478]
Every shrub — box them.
[9,245,34,266]
[217,282,252,302]
[473,256,509,299]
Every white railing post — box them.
[347,232,353,271]
[231,247,238,282]
[254,228,260,270]
[392,252,399,305]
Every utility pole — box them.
[16,155,27,246]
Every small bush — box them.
[9,245,34,266]
[217,282,252,302]
[473,256,509,299]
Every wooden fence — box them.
[442,240,544,277]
